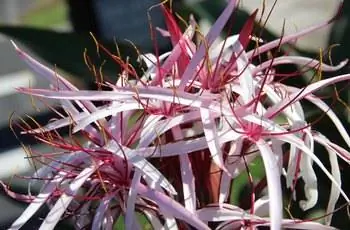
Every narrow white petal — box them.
[9,173,65,230]
[39,164,98,230]
[256,139,283,230]
[200,108,229,174]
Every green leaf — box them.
[230,156,265,205]
[114,213,153,230]
[0,26,141,84]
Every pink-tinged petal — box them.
[11,43,84,123]
[265,73,350,119]
[139,111,200,147]
[216,220,250,230]
[200,108,230,174]
[125,171,142,229]
[137,159,177,195]
[133,136,208,158]
[23,110,87,133]
[38,164,98,230]
[139,51,170,83]
[92,193,114,230]
[263,83,305,122]
[137,114,164,144]
[292,89,350,149]
[301,127,316,209]
[178,153,196,211]
[12,42,99,117]
[73,102,141,133]
[139,52,170,70]
[104,209,116,230]
[12,43,104,140]
[137,183,210,230]
[253,57,348,75]
[325,146,341,225]
[108,108,135,142]
[171,126,196,212]
[106,141,177,195]
[132,128,241,158]
[235,43,255,103]
[162,5,183,45]
[25,101,138,134]
[267,219,337,230]
[241,113,280,132]
[210,35,239,61]
[277,133,349,203]
[162,5,191,76]
[11,41,77,90]
[30,152,87,186]
[256,139,283,230]
[54,99,100,138]
[218,218,337,230]
[0,181,35,202]
[299,149,318,211]
[285,122,309,199]
[15,87,126,100]
[271,139,284,174]
[219,138,243,203]
[178,0,238,90]
[238,9,258,49]
[313,133,341,225]
[151,23,196,84]
[314,132,350,163]
[196,206,251,222]
[17,87,243,118]
[9,172,66,230]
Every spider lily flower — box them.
[3,0,350,229]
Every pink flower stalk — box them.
[3,0,350,229]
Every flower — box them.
[3,0,350,229]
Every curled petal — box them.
[9,172,66,230]
[253,57,348,75]
[266,73,350,119]
[39,164,99,230]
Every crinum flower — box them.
[3,0,350,229]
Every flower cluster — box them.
[3,0,350,229]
